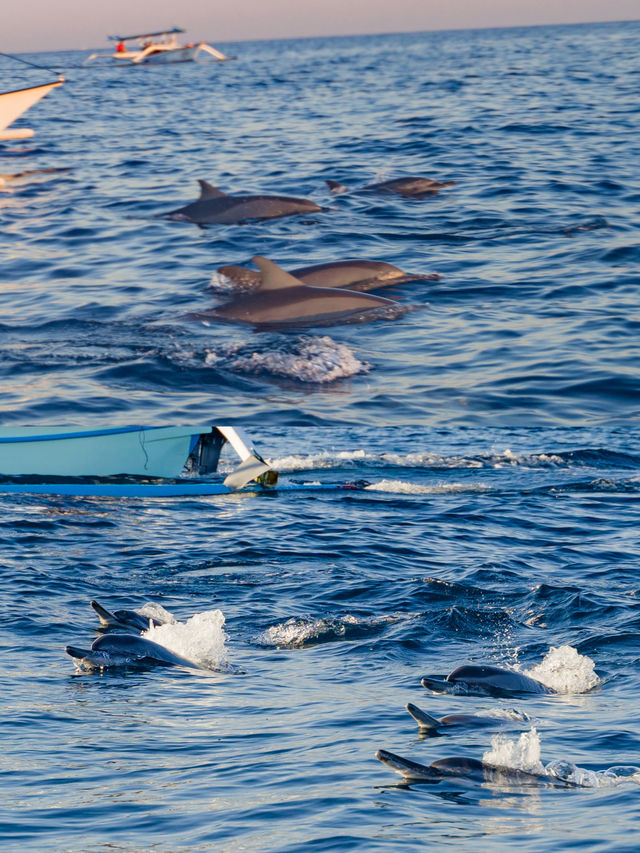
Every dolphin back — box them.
[92,633,200,669]
[448,664,554,695]
[90,600,153,632]
[164,186,321,224]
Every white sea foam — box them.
[256,613,398,648]
[207,271,238,292]
[270,449,368,471]
[204,336,369,383]
[267,448,571,473]
[546,761,640,788]
[364,479,492,495]
[482,729,640,788]
[490,449,566,468]
[481,708,532,723]
[143,608,232,671]
[523,645,600,693]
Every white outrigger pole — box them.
[84,27,230,66]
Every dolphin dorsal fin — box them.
[326,179,347,194]
[253,257,303,290]
[198,180,227,200]
[406,703,441,730]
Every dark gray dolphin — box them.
[421,664,555,697]
[65,633,201,670]
[190,256,405,327]
[406,702,520,732]
[376,749,576,787]
[326,176,456,198]
[217,259,440,293]
[90,599,165,632]
[161,180,323,224]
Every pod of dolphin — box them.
[5,167,448,327]
[158,174,450,327]
[376,663,592,789]
[65,600,202,670]
[66,601,603,790]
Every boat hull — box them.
[0,80,63,139]
[0,426,213,478]
[112,43,228,65]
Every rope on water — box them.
[0,50,65,79]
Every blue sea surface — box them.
[1,20,640,852]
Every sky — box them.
[6,0,640,52]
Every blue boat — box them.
[0,426,277,496]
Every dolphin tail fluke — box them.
[90,600,116,627]
[406,702,441,730]
[375,749,441,781]
[326,179,347,194]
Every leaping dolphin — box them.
[161,180,323,225]
[90,599,165,632]
[406,702,520,732]
[217,259,440,293]
[375,749,576,787]
[421,664,555,697]
[65,633,201,671]
[190,256,406,327]
[326,176,456,198]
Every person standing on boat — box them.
[116,41,125,52]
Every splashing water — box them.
[546,762,640,788]
[482,728,545,774]
[483,729,640,788]
[524,645,600,693]
[255,614,399,648]
[138,602,176,626]
[267,448,578,475]
[204,336,370,383]
[143,609,232,671]
[269,449,368,471]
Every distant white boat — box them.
[0,76,64,140]
[84,27,230,66]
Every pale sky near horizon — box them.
[5,0,640,52]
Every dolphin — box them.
[421,664,555,697]
[217,259,440,293]
[375,749,576,787]
[161,180,323,224]
[90,599,165,632]
[190,256,405,327]
[406,702,519,732]
[65,633,201,671]
[326,176,456,198]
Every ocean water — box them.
[1,19,640,853]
